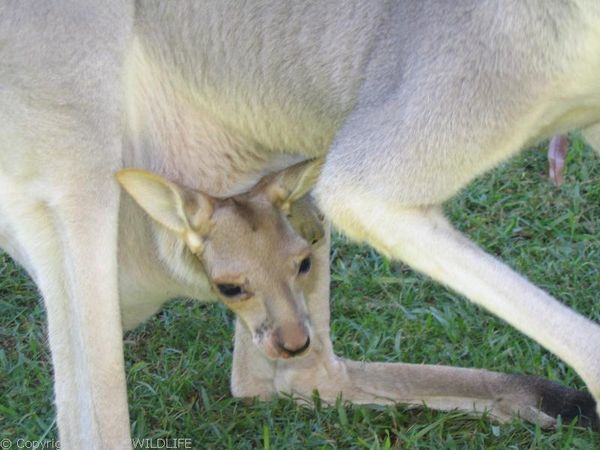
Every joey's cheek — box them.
[222,297,265,323]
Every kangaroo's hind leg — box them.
[310,17,600,410]
[313,98,600,420]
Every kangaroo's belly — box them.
[124,1,384,195]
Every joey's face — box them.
[201,196,314,359]
[116,159,324,360]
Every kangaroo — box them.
[1,1,600,448]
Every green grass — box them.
[1,135,599,449]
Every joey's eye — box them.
[217,284,243,297]
[298,256,311,275]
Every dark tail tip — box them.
[525,375,599,431]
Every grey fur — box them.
[2,1,600,448]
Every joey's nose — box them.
[282,336,310,357]
[274,324,311,357]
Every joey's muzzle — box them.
[271,322,311,358]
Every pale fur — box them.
[1,1,600,449]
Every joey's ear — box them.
[288,196,325,245]
[115,169,213,253]
[264,158,323,212]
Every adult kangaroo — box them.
[1,1,600,448]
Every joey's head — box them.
[116,160,324,359]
